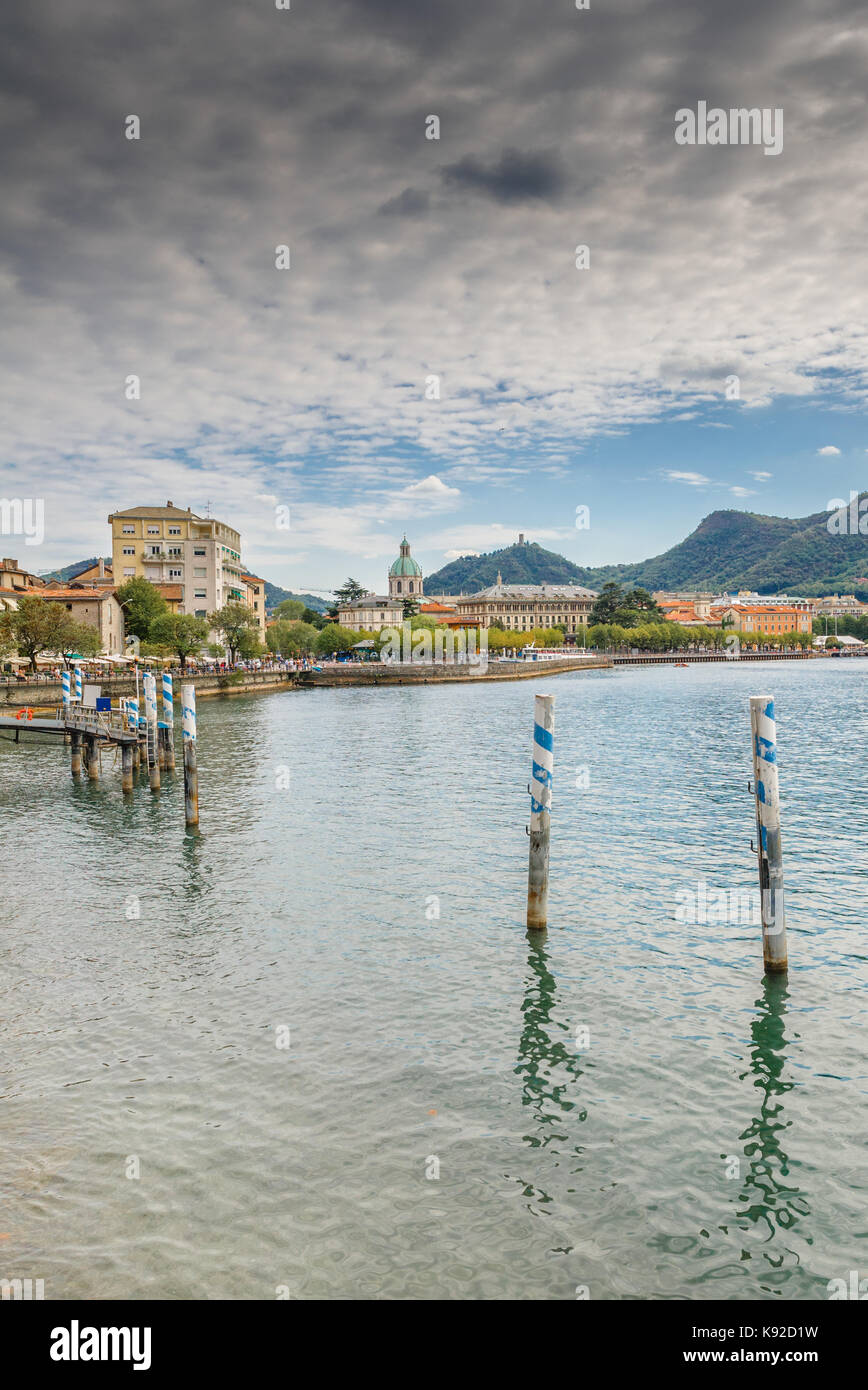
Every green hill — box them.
[426,542,590,593]
[425,501,868,598]
[39,557,111,583]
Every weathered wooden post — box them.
[143,673,160,792]
[527,693,554,929]
[85,733,99,781]
[750,695,788,973]
[182,683,199,828]
[121,741,134,793]
[162,671,175,771]
[70,729,81,778]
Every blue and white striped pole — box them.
[61,669,70,711]
[527,693,555,929]
[750,696,787,972]
[73,666,82,703]
[182,683,198,827]
[161,671,175,770]
[143,673,160,791]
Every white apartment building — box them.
[108,502,246,620]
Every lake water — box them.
[2,659,867,1300]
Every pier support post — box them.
[182,683,199,828]
[750,695,788,973]
[162,672,176,770]
[527,693,554,930]
[121,742,134,793]
[143,674,160,791]
[70,729,81,778]
[85,734,99,781]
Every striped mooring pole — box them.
[162,671,175,771]
[143,673,160,792]
[749,695,788,973]
[182,683,199,828]
[61,669,70,710]
[527,693,555,930]
[73,666,82,703]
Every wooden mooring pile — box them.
[0,673,199,829]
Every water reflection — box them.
[512,932,588,1214]
[735,973,810,1255]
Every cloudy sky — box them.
[2,0,868,591]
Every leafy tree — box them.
[302,606,328,629]
[401,596,420,620]
[150,613,209,671]
[267,620,320,657]
[208,602,259,664]
[333,578,368,605]
[59,622,102,664]
[115,577,169,640]
[589,582,662,628]
[275,598,306,621]
[0,596,80,671]
[315,623,359,656]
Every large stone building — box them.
[41,588,125,655]
[0,556,45,614]
[455,575,597,636]
[108,502,246,621]
[719,603,813,636]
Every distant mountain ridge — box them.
[425,503,868,599]
[39,557,111,583]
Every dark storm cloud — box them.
[2,0,868,571]
[441,149,566,204]
[378,188,430,217]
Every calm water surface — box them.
[2,660,867,1300]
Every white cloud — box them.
[817,445,841,455]
[665,471,711,486]
[749,471,773,481]
[443,548,480,560]
[730,486,756,498]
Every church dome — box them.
[389,536,422,577]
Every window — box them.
[193,567,206,577]
[168,526,181,535]
[169,569,182,580]
[147,526,160,535]
[194,589,207,599]
[123,567,135,577]
[122,524,135,534]
[194,548,206,557]
[148,545,161,557]
[167,547,182,558]
[409,582,414,594]
[195,609,207,619]
[122,546,134,556]
[396,581,402,593]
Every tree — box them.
[208,602,259,664]
[59,622,102,665]
[150,613,209,671]
[275,598,305,621]
[115,577,169,640]
[0,596,80,671]
[301,607,328,630]
[315,623,358,656]
[333,578,368,606]
[267,620,319,657]
[589,582,662,629]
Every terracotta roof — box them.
[41,588,113,601]
[420,602,457,613]
[108,504,197,519]
[154,583,183,601]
